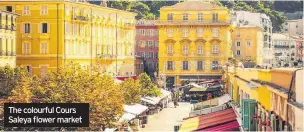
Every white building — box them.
[272,33,297,67]
[232,11,273,66]
[282,19,303,36]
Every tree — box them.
[120,78,141,105]
[137,73,161,97]
[8,69,33,103]
[0,66,27,97]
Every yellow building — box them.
[0,1,136,77]
[156,1,233,88]
[231,24,264,66]
[0,10,19,68]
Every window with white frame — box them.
[41,23,48,33]
[247,41,251,46]
[236,42,241,47]
[23,43,30,54]
[182,45,188,55]
[198,13,203,22]
[167,61,173,70]
[182,61,189,70]
[24,23,30,33]
[212,28,219,37]
[197,61,205,70]
[73,42,77,54]
[167,28,173,38]
[40,65,48,77]
[212,45,218,54]
[23,6,30,15]
[40,43,48,54]
[167,13,173,21]
[236,50,241,55]
[41,5,47,15]
[183,13,188,21]
[183,28,189,38]
[140,29,145,36]
[211,61,220,70]
[65,22,70,34]
[197,45,203,55]
[197,28,203,37]
[167,45,173,54]
[155,52,158,58]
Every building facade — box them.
[0,1,136,77]
[0,10,18,67]
[224,67,303,131]
[135,19,158,73]
[231,24,263,66]
[282,19,303,36]
[157,1,233,88]
[272,33,297,67]
[296,39,303,66]
[233,11,273,66]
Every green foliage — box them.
[120,78,141,105]
[138,73,161,97]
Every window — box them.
[182,45,188,55]
[73,42,77,54]
[40,43,47,54]
[41,23,48,33]
[126,72,129,76]
[24,23,30,33]
[285,29,288,32]
[167,13,173,21]
[183,13,188,21]
[212,13,218,22]
[155,52,158,58]
[167,61,173,70]
[183,28,188,38]
[198,13,203,22]
[41,6,47,15]
[197,28,203,37]
[140,29,145,36]
[148,40,153,48]
[197,45,203,55]
[247,41,251,46]
[236,32,240,37]
[40,65,48,77]
[145,41,149,47]
[65,42,70,54]
[23,43,30,54]
[236,50,241,55]
[6,6,12,12]
[80,43,84,54]
[167,45,173,54]
[23,6,30,15]
[155,41,159,47]
[65,22,70,34]
[211,61,220,70]
[182,61,189,70]
[212,45,218,54]
[212,28,219,37]
[167,28,173,37]
[150,52,154,59]
[141,41,145,48]
[236,42,241,47]
[26,65,32,74]
[196,61,205,70]
[145,52,149,58]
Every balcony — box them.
[275,53,282,56]
[274,45,289,48]
[155,20,230,26]
[73,15,89,21]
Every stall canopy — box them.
[161,89,171,98]
[119,112,136,123]
[179,108,239,131]
[124,104,148,115]
[141,96,162,105]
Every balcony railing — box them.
[73,15,89,21]
[155,20,230,25]
[274,45,289,48]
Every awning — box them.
[246,82,258,88]
[118,112,136,122]
[189,87,207,92]
[124,104,148,115]
[179,108,238,131]
[114,79,123,84]
[116,75,137,81]
[140,96,162,105]
[198,120,240,131]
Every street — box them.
[141,102,192,131]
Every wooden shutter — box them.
[180,61,183,70]
[173,61,175,70]
[195,61,197,70]
[242,99,257,131]
[164,61,167,71]
[48,23,50,33]
[20,23,24,33]
[188,61,191,70]
[38,23,41,33]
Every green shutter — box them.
[242,99,257,131]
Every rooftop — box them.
[161,1,227,11]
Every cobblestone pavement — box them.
[141,102,192,131]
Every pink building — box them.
[135,19,159,73]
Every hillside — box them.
[89,0,303,32]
